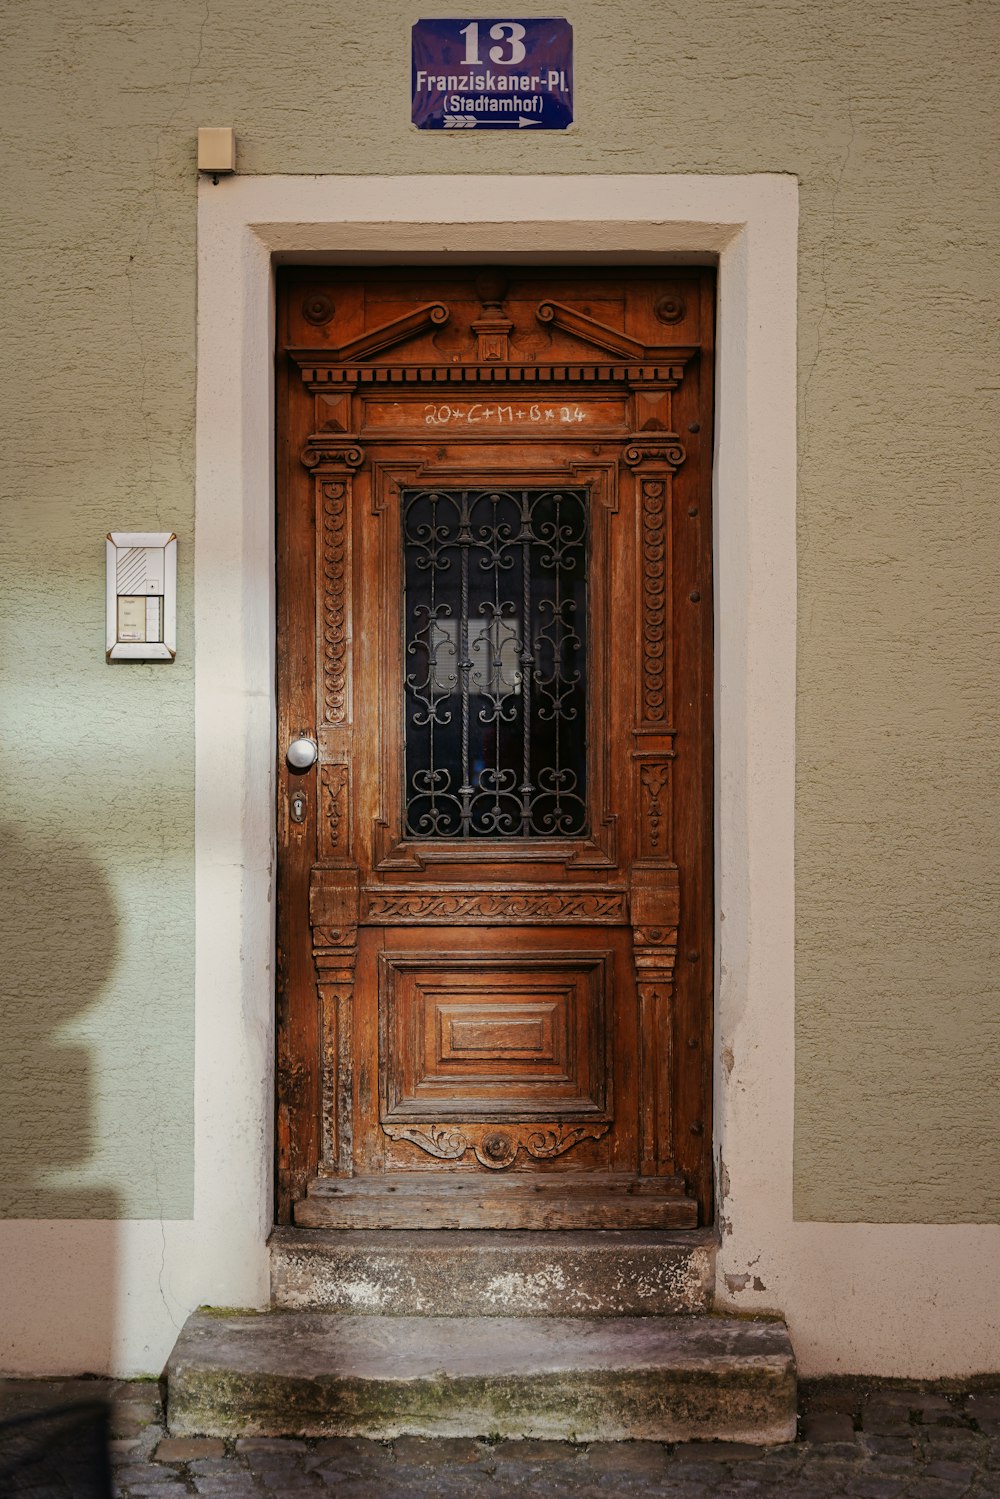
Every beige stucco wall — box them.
[1,0,997,1224]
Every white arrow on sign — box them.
[443,114,541,129]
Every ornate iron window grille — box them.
[403,487,588,839]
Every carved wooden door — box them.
[276,268,715,1229]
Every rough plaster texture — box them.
[0,1,997,1229]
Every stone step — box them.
[166,1310,796,1444]
[271,1227,716,1317]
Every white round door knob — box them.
[286,736,319,770]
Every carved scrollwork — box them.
[364,887,627,924]
[523,1125,606,1159]
[290,304,450,379]
[382,1120,609,1171]
[536,300,647,359]
[302,439,365,471]
[623,439,686,471]
[385,1123,468,1161]
[320,482,349,724]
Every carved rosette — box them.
[382,1120,610,1171]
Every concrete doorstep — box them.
[270,1226,717,1317]
[165,1309,797,1444]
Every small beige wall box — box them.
[197,127,236,175]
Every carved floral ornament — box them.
[641,760,671,849]
[382,1120,609,1170]
[320,764,348,856]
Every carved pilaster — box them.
[311,869,359,1174]
[631,870,679,1176]
[638,978,674,1177]
[626,425,685,1177]
[317,979,351,1175]
[641,477,669,724]
[306,446,360,1174]
[624,438,683,743]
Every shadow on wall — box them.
[0,824,121,1369]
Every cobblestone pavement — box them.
[1,1377,999,1497]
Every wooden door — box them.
[276,268,715,1229]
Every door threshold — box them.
[294,1173,699,1230]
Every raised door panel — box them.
[379,950,611,1119]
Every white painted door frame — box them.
[192,169,799,1322]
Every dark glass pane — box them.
[403,488,588,838]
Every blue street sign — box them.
[412,19,573,131]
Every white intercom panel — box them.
[106,532,177,661]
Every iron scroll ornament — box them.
[402,487,588,839]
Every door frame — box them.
[275,265,717,1224]
[193,174,797,1312]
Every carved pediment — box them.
[289,302,449,371]
[288,290,696,389]
[536,301,696,367]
